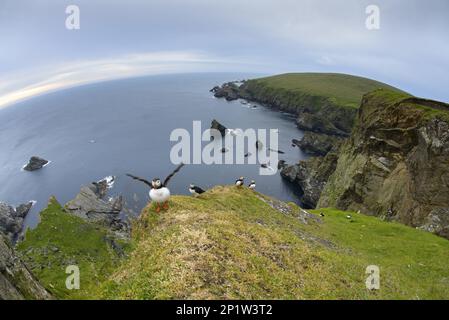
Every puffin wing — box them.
[126,174,152,188]
[163,163,185,187]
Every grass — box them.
[308,208,449,299]
[250,73,406,109]
[96,186,449,300]
[364,88,449,122]
[17,197,130,299]
[17,188,449,300]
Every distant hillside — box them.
[19,186,449,300]
[214,73,407,136]
[250,73,406,109]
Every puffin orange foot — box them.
[163,202,169,210]
[155,204,161,213]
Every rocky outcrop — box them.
[280,152,339,208]
[210,82,241,101]
[210,119,227,137]
[295,111,350,137]
[23,157,49,171]
[0,236,51,300]
[293,132,344,157]
[65,180,128,238]
[318,89,449,238]
[0,201,33,242]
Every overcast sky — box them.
[0,0,448,107]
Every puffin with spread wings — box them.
[127,163,185,213]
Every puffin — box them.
[189,184,206,197]
[248,180,256,189]
[235,177,244,187]
[126,163,185,213]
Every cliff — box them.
[318,89,449,238]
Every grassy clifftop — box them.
[245,73,405,109]
[19,186,449,300]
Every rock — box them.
[296,112,349,137]
[281,152,339,209]
[0,201,33,241]
[0,236,52,300]
[23,156,49,171]
[65,184,128,238]
[211,82,240,101]
[318,90,449,239]
[293,132,344,156]
[210,119,227,137]
[278,160,286,170]
[418,208,449,239]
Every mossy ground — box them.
[17,197,130,299]
[251,73,406,109]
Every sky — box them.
[0,0,448,108]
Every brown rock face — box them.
[318,90,449,238]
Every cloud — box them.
[0,51,246,108]
[0,0,448,104]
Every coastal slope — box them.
[18,186,449,300]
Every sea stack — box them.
[210,119,227,137]
[23,156,49,171]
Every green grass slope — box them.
[18,187,449,300]
[17,197,130,299]
[99,186,449,300]
[249,73,406,109]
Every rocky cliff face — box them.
[318,90,449,238]
[280,152,339,208]
[239,80,357,136]
[0,236,51,300]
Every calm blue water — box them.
[0,73,307,228]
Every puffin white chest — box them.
[149,187,170,203]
